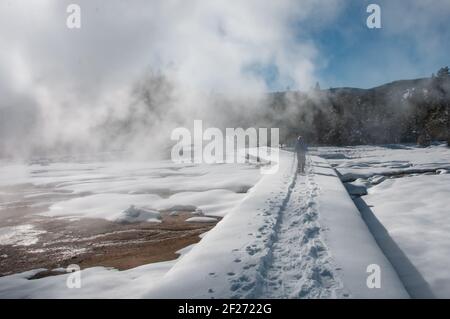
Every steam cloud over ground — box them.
[0,0,449,158]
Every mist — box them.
[0,0,449,159]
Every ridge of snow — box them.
[313,157,408,298]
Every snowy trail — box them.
[257,158,343,298]
[144,151,408,299]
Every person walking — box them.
[295,136,308,173]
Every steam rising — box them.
[0,1,449,159]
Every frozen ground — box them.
[312,143,450,182]
[0,225,46,247]
[0,157,261,220]
[0,154,261,274]
[0,153,263,293]
[1,144,448,298]
[314,143,450,298]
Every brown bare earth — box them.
[0,184,219,277]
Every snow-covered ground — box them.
[315,144,450,298]
[0,254,179,298]
[143,152,406,298]
[0,225,46,247]
[1,144,449,298]
[0,154,263,297]
[1,150,408,298]
[0,158,261,220]
[361,174,450,298]
[313,143,450,182]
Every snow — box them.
[360,174,450,298]
[144,151,297,298]
[0,261,176,299]
[142,152,407,298]
[0,154,264,298]
[313,144,450,182]
[316,143,450,298]
[4,144,447,298]
[0,243,200,298]
[0,158,262,221]
[45,193,160,221]
[185,217,217,223]
[116,205,161,224]
[0,225,46,246]
[402,88,414,100]
[344,179,368,196]
[312,157,408,298]
[43,189,244,220]
[9,161,259,196]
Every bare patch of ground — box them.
[0,184,219,277]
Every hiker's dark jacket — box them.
[295,139,308,155]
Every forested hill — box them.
[269,67,450,146]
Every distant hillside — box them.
[267,68,450,146]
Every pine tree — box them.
[437,66,450,79]
[434,67,450,147]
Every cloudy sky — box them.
[0,0,449,156]
[316,0,450,89]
